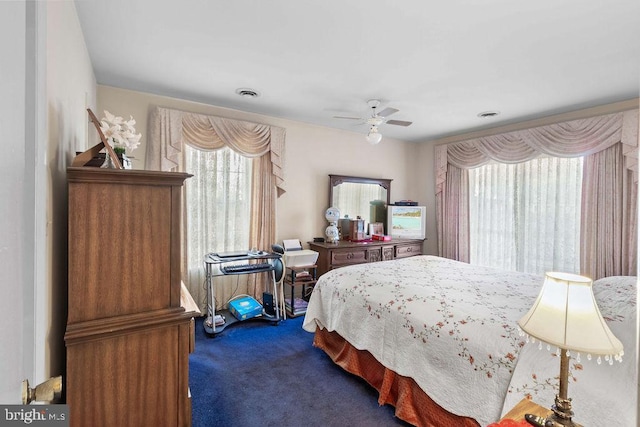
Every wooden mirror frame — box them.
[328,174,392,210]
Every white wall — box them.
[45,0,96,385]
[0,0,91,402]
[96,86,438,251]
[0,0,31,404]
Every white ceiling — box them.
[74,0,640,143]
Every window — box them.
[468,156,583,275]
[184,145,252,271]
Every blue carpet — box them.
[189,315,410,427]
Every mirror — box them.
[329,174,392,230]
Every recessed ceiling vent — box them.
[236,88,260,98]
[477,111,500,118]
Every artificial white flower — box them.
[99,110,142,151]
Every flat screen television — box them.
[387,205,426,239]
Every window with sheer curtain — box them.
[468,156,583,275]
[184,145,252,277]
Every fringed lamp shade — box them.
[518,272,623,362]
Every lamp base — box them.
[524,414,582,427]
[524,414,547,426]
[524,395,582,427]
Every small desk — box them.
[203,251,283,335]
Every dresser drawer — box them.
[395,243,422,259]
[367,248,383,263]
[331,249,367,266]
[308,239,424,277]
[382,246,395,261]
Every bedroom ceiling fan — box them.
[333,99,413,144]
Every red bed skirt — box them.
[313,327,481,427]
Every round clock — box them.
[325,206,340,223]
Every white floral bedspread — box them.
[302,256,636,426]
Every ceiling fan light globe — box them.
[366,132,382,145]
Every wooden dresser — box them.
[64,168,194,427]
[308,238,424,277]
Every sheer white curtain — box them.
[184,146,253,309]
[435,109,638,278]
[469,157,583,275]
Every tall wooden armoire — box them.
[64,167,194,427]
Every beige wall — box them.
[97,85,439,252]
[95,91,636,259]
[416,142,438,255]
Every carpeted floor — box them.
[189,315,411,427]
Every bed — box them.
[302,255,637,426]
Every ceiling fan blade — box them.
[386,119,413,127]
[377,107,399,118]
[333,115,362,120]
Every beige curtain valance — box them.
[435,108,638,277]
[436,110,639,194]
[147,106,286,195]
[146,105,286,307]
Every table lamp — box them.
[517,272,624,427]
